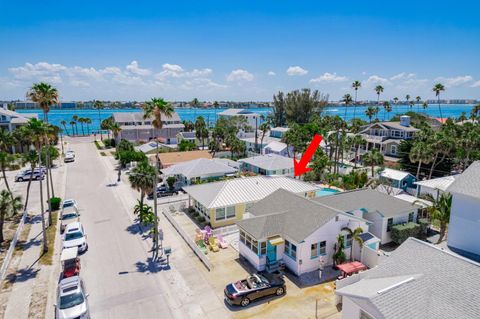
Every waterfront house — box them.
[237,189,375,276]
[358,115,419,160]
[379,168,417,191]
[183,176,318,228]
[0,106,38,153]
[269,127,289,139]
[447,161,480,261]
[336,238,480,319]
[160,158,238,189]
[262,140,292,157]
[238,154,294,176]
[414,175,456,200]
[314,189,421,244]
[218,108,261,130]
[155,150,212,168]
[176,131,199,145]
[112,111,184,144]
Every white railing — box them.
[212,225,239,237]
[0,209,28,280]
[161,210,213,271]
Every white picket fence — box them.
[0,210,28,280]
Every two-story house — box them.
[217,108,262,130]
[358,115,419,158]
[112,111,184,144]
[0,106,38,153]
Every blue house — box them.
[379,168,417,191]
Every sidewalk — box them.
[0,161,67,319]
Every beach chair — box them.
[197,239,208,255]
[208,237,220,252]
[217,234,228,249]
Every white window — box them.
[226,206,236,219]
[215,207,226,221]
[391,145,397,155]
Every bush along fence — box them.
[0,209,28,280]
[391,222,421,245]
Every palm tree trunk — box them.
[416,160,422,179]
[45,147,52,227]
[1,166,12,195]
[438,97,443,120]
[437,223,447,244]
[24,170,34,210]
[428,153,439,179]
[38,151,48,253]
[0,214,4,243]
[49,165,55,198]
[371,165,374,177]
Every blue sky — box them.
[1,0,479,101]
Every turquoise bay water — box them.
[17,104,475,134]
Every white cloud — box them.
[126,60,152,76]
[365,75,390,86]
[267,71,276,76]
[390,72,416,81]
[286,66,308,76]
[9,62,67,81]
[470,80,480,88]
[435,75,473,87]
[155,63,212,79]
[181,78,227,90]
[310,72,348,83]
[226,69,254,82]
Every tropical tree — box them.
[363,149,384,177]
[72,115,79,136]
[342,93,353,120]
[60,120,68,136]
[271,91,287,127]
[133,201,156,226]
[383,101,392,121]
[416,96,422,113]
[433,83,445,120]
[194,116,209,149]
[213,101,219,108]
[229,137,246,159]
[101,117,114,139]
[409,141,434,179]
[341,227,364,261]
[393,97,399,104]
[259,121,271,153]
[110,123,122,142]
[190,98,200,108]
[405,94,411,106]
[182,120,195,132]
[69,121,76,136]
[94,100,104,139]
[0,190,23,243]
[283,89,328,124]
[470,103,480,121]
[427,130,455,179]
[422,101,428,111]
[458,112,468,122]
[21,150,39,210]
[0,152,16,196]
[129,160,156,209]
[78,118,86,136]
[85,118,92,135]
[408,100,415,111]
[365,106,377,123]
[208,138,221,158]
[350,135,366,168]
[414,193,452,243]
[352,81,361,119]
[374,85,384,105]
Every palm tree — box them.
[191,98,200,108]
[341,227,364,261]
[0,190,23,243]
[351,135,366,168]
[422,101,428,111]
[374,85,384,105]
[142,97,173,260]
[78,118,86,136]
[72,115,79,136]
[94,100,104,139]
[0,152,16,196]
[85,118,92,135]
[405,94,410,105]
[470,103,480,121]
[133,201,155,226]
[363,149,384,177]
[414,193,452,243]
[342,94,353,121]
[69,121,75,136]
[383,101,392,121]
[21,149,38,210]
[365,106,377,123]
[213,101,219,108]
[60,120,68,136]
[194,116,208,149]
[129,161,156,209]
[393,97,399,104]
[433,83,445,120]
[409,100,415,111]
[110,123,122,142]
[351,81,361,119]
[458,112,467,122]
[259,121,271,154]
[409,141,434,179]
[416,96,422,113]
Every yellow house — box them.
[184,176,318,228]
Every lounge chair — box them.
[197,239,208,255]
[208,237,220,252]
[217,234,228,249]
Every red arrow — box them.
[293,134,323,176]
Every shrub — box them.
[391,222,421,244]
[166,176,176,190]
[49,197,62,211]
[94,140,102,150]
[196,216,206,223]
[100,152,106,156]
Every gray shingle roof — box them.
[160,158,237,179]
[238,154,293,171]
[313,189,419,218]
[447,161,480,199]
[237,189,339,242]
[336,238,480,319]
[112,111,181,123]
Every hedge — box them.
[49,197,62,211]
[391,222,421,244]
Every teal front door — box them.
[266,241,276,262]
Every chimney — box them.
[400,115,411,127]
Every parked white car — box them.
[64,153,75,163]
[55,276,90,319]
[60,207,80,234]
[63,222,88,253]
[62,199,78,212]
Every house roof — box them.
[160,158,237,179]
[237,189,339,242]
[380,168,414,181]
[415,175,456,191]
[183,175,318,209]
[212,158,240,169]
[178,131,196,139]
[157,150,212,167]
[361,121,420,133]
[240,135,281,145]
[0,109,37,123]
[336,238,480,319]
[270,127,289,132]
[447,161,480,199]
[313,189,420,218]
[112,111,181,123]
[394,194,432,208]
[263,141,289,153]
[218,108,258,116]
[238,154,293,171]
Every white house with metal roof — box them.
[111,111,184,144]
[415,175,456,200]
[447,161,480,261]
[160,158,238,189]
[314,189,421,244]
[183,176,318,228]
[379,168,417,191]
[262,140,292,157]
[218,108,261,129]
[237,189,375,277]
[238,153,294,176]
[336,238,480,319]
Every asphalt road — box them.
[63,138,186,319]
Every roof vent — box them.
[400,115,411,127]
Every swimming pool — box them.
[315,188,340,197]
